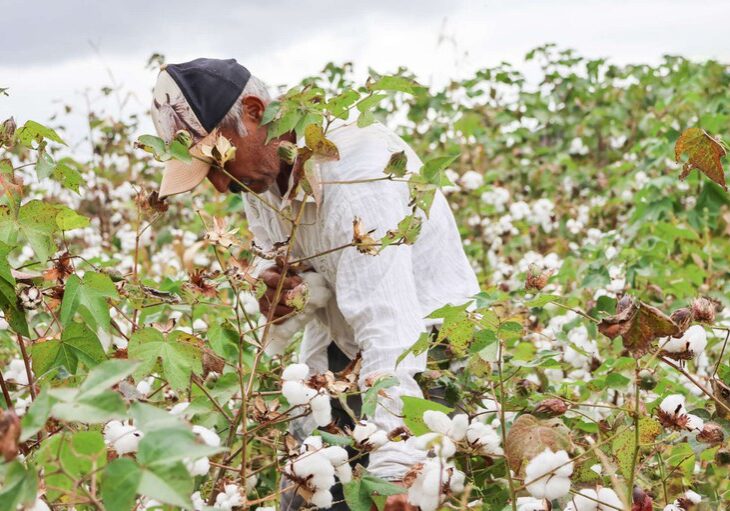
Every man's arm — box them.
[323,179,428,481]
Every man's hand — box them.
[371,482,418,511]
[258,258,303,320]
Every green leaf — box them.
[0,200,58,263]
[428,302,474,356]
[102,458,142,511]
[51,390,127,423]
[362,375,399,416]
[525,294,561,308]
[78,359,140,398]
[56,206,90,231]
[128,328,202,390]
[420,154,459,185]
[31,321,106,376]
[344,474,406,511]
[37,431,106,501]
[20,389,55,441]
[137,428,224,466]
[396,331,432,367]
[368,75,425,95]
[60,272,119,332]
[0,461,38,511]
[137,134,167,158]
[15,120,66,146]
[314,430,353,446]
[169,139,192,163]
[401,396,453,436]
[137,463,194,509]
[53,159,84,193]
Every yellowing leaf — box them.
[504,414,572,474]
[675,127,727,190]
[304,124,339,160]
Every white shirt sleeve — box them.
[321,178,428,480]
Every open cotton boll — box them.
[214,484,243,510]
[28,497,50,511]
[407,460,465,511]
[192,425,221,447]
[412,432,457,459]
[310,392,332,427]
[524,448,573,500]
[597,488,624,509]
[185,457,210,476]
[169,401,191,416]
[663,505,683,511]
[282,380,316,405]
[310,489,334,509]
[661,325,707,357]
[423,410,453,436]
[282,363,310,381]
[683,489,701,504]
[660,394,686,415]
[104,420,143,455]
[4,358,30,385]
[465,420,503,455]
[685,414,704,432]
[516,497,550,511]
[565,489,597,511]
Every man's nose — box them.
[206,168,230,193]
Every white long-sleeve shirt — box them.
[243,120,480,479]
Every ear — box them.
[242,96,265,123]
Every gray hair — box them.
[218,75,271,136]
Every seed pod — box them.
[174,129,193,148]
[525,264,552,291]
[19,285,42,310]
[277,141,298,165]
[669,307,693,337]
[534,398,569,417]
[691,296,718,323]
[0,117,16,147]
[697,422,724,444]
[638,369,657,390]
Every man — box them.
[151,58,479,510]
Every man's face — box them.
[205,96,281,195]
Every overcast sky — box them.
[2,0,729,147]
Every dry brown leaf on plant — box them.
[352,217,379,255]
[597,295,679,357]
[675,127,728,190]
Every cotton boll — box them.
[685,325,707,355]
[282,363,310,381]
[104,420,143,455]
[459,170,484,191]
[310,489,334,509]
[683,490,701,504]
[423,410,452,436]
[310,392,332,426]
[660,394,686,415]
[516,497,550,511]
[449,414,469,441]
[169,401,190,416]
[597,488,623,510]
[136,377,154,396]
[186,456,210,476]
[568,488,598,511]
[282,380,316,406]
[192,425,221,447]
[465,420,503,455]
[685,414,704,432]
[524,448,573,500]
[663,505,683,511]
[5,359,30,385]
[28,497,50,511]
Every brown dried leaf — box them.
[597,296,679,357]
[0,409,21,462]
[675,127,727,190]
[352,217,378,255]
[504,414,572,474]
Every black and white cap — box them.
[151,58,251,197]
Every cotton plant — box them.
[284,435,351,509]
[280,363,332,427]
[524,448,574,500]
[564,487,624,511]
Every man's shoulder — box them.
[322,122,421,179]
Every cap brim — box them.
[158,134,216,198]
